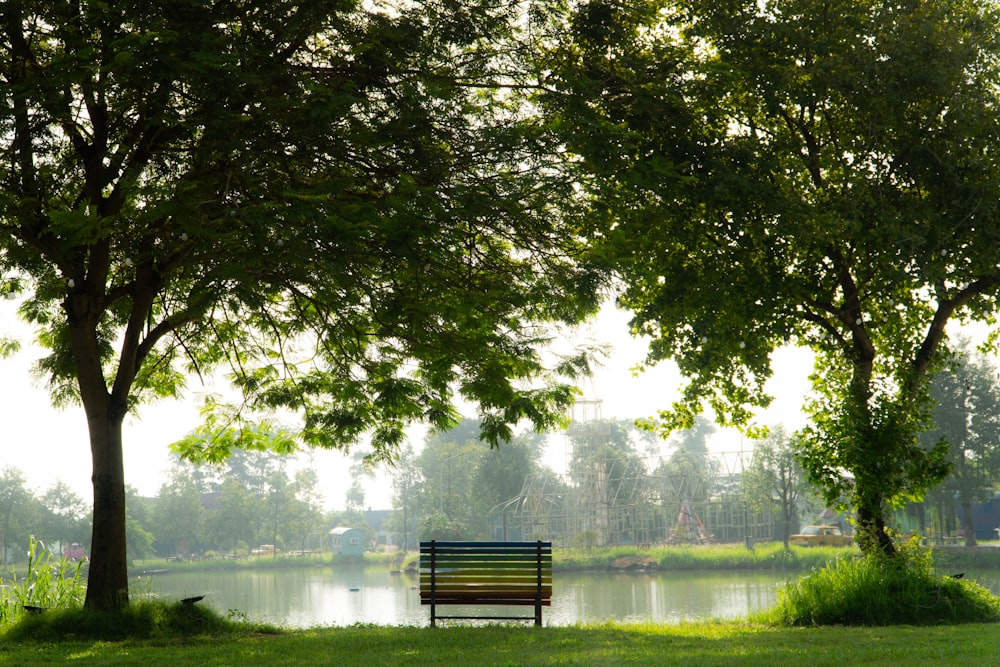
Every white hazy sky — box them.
[0,298,813,511]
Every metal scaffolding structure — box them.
[489,400,774,547]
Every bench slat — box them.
[421,592,552,602]
[422,598,553,606]
[420,572,552,587]
[419,540,548,549]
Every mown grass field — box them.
[2,622,999,666]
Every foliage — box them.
[742,427,819,547]
[540,0,1000,557]
[651,416,718,504]
[37,482,91,551]
[919,343,1000,544]
[0,467,44,565]
[417,513,470,542]
[398,420,548,542]
[566,418,652,520]
[1,0,602,608]
[761,537,1000,626]
[151,468,205,557]
[0,537,85,625]
[551,542,845,573]
[142,451,327,558]
[2,598,279,642]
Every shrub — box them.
[0,537,85,624]
[2,599,282,642]
[760,537,1000,626]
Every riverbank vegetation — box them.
[760,541,1000,626]
[553,542,849,572]
[123,540,1000,578]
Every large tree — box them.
[0,1,600,609]
[541,0,1000,555]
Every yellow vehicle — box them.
[251,544,281,556]
[789,525,852,547]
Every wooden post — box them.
[430,540,437,627]
[534,540,542,627]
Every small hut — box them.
[329,526,366,558]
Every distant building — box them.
[329,526,365,558]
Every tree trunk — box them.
[856,502,896,557]
[962,501,978,547]
[84,408,129,610]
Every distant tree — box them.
[258,470,295,553]
[39,481,91,551]
[1,0,600,609]
[743,426,817,548]
[124,486,154,561]
[920,344,1000,546]
[0,467,42,564]
[415,420,489,537]
[418,513,470,542]
[151,469,204,557]
[387,444,420,551]
[284,468,326,554]
[207,478,257,555]
[541,0,1000,556]
[472,432,543,518]
[653,416,718,504]
[344,451,372,514]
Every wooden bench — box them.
[419,540,552,627]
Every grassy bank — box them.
[553,542,851,572]
[2,621,999,666]
[124,542,1000,578]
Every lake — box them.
[141,565,811,627]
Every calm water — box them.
[143,566,796,627]
[143,565,1000,628]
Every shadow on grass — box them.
[1,600,282,643]
[7,623,994,667]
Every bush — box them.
[760,537,1000,626]
[0,537,86,624]
[2,599,281,642]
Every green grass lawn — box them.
[2,622,998,667]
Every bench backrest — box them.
[419,540,552,607]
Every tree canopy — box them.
[0,0,602,609]
[541,0,1000,554]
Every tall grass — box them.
[759,537,1000,626]
[0,537,86,624]
[2,598,282,642]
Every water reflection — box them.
[144,566,791,628]
[144,565,1000,628]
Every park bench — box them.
[419,540,552,627]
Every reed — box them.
[0,537,85,624]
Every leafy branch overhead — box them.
[0,0,604,609]
[540,0,1000,555]
[2,1,603,446]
